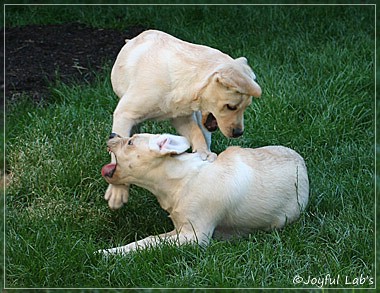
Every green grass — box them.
[5,5,375,289]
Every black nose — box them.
[232,128,244,138]
[109,133,119,140]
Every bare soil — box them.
[3,23,146,102]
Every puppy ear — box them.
[235,57,248,65]
[216,63,262,98]
[149,134,190,155]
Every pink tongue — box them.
[101,163,116,177]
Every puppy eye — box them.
[127,139,133,145]
[226,104,238,111]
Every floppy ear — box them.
[149,134,190,155]
[235,57,248,65]
[216,63,262,98]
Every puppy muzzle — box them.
[232,128,244,138]
[203,113,218,132]
[102,163,117,178]
[101,133,121,178]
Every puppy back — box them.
[218,145,309,212]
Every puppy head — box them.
[200,57,261,138]
[101,133,190,185]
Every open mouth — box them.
[101,163,117,178]
[102,148,117,178]
[203,113,218,132]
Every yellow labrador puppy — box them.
[98,133,309,255]
[106,30,262,210]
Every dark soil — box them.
[3,23,146,102]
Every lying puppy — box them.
[98,133,309,255]
[106,30,262,210]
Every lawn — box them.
[4,4,375,289]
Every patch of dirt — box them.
[2,22,146,178]
[3,23,146,102]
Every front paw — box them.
[197,149,217,162]
[104,184,129,210]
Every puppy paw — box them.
[94,249,110,257]
[95,247,129,256]
[104,184,129,210]
[198,150,217,162]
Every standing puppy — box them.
[99,133,309,255]
[105,30,262,210]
